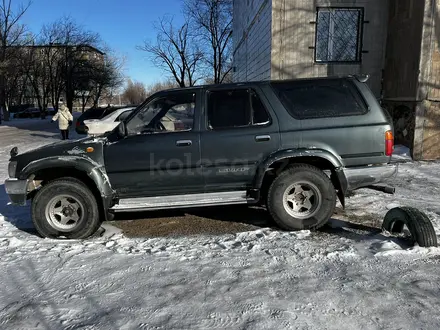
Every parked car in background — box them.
[46,107,56,116]
[9,104,34,118]
[75,105,137,134]
[84,107,136,136]
[14,107,40,118]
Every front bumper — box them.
[343,163,398,192]
[4,178,28,206]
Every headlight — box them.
[8,161,17,178]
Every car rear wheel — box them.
[32,179,101,239]
[267,164,336,231]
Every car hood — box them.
[10,135,109,173]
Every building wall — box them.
[414,0,440,159]
[271,0,389,97]
[381,0,425,151]
[232,0,272,82]
[382,0,425,101]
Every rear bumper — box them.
[4,178,28,206]
[343,163,398,191]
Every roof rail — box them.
[352,74,370,83]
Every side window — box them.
[207,89,270,130]
[271,79,367,119]
[251,90,270,125]
[162,102,195,131]
[126,92,195,135]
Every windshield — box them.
[126,92,195,135]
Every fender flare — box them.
[252,149,348,207]
[19,156,114,201]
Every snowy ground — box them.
[1,118,440,329]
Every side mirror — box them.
[117,121,127,138]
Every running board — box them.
[110,191,255,212]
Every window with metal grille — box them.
[315,8,364,63]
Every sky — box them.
[20,0,186,88]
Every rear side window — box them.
[271,79,367,119]
[100,107,120,119]
[207,89,270,129]
[81,108,105,120]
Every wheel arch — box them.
[253,149,347,207]
[20,156,115,219]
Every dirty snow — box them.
[392,144,413,162]
[1,118,440,329]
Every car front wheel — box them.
[267,164,336,231]
[31,178,101,239]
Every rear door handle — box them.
[176,140,192,147]
[255,135,271,142]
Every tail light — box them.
[76,121,80,126]
[385,130,394,156]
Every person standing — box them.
[51,101,73,140]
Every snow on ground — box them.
[392,144,413,162]
[1,119,440,329]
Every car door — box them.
[200,86,280,192]
[104,90,203,198]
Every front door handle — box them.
[255,135,271,142]
[176,140,192,147]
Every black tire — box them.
[267,164,336,231]
[31,179,101,239]
[382,207,438,247]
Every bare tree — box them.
[138,16,203,87]
[37,21,69,111]
[185,0,233,84]
[122,79,147,105]
[5,47,27,109]
[92,50,125,107]
[37,16,102,112]
[146,79,179,97]
[0,0,32,123]
[76,49,125,110]
[19,44,54,116]
[18,17,123,113]
[73,56,101,111]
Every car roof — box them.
[153,75,365,95]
